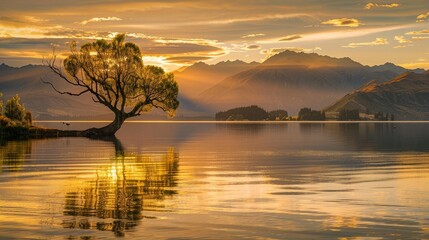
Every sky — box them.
[1,0,429,71]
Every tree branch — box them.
[41,78,90,96]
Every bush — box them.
[0,115,14,128]
[5,94,26,122]
[216,105,269,121]
[268,110,288,121]
[23,111,32,126]
[0,92,3,115]
[298,107,325,121]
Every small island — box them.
[215,105,395,121]
[215,105,289,121]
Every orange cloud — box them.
[241,33,265,38]
[343,38,389,48]
[365,3,400,10]
[399,62,429,69]
[79,17,122,25]
[417,12,429,22]
[246,45,260,50]
[322,18,362,28]
[394,35,412,44]
[260,47,321,56]
[411,36,429,40]
[406,29,429,35]
[279,34,302,41]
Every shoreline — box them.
[0,126,85,140]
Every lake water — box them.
[1,122,429,239]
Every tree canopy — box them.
[45,34,179,136]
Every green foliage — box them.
[298,107,325,121]
[58,34,179,118]
[374,112,390,121]
[268,110,288,121]
[0,92,3,115]
[339,109,360,121]
[0,115,14,128]
[4,94,26,122]
[24,112,32,126]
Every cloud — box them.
[417,12,429,22]
[241,33,265,38]
[365,3,400,10]
[245,45,260,50]
[343,38,389,48]
[406,29,429,35]
[260,47,322,56]
[399,62,429,70]
[24,16,48,23]
[165,56,212,64]
[279,34,302,41]
[137,37,226,66]
[394,36,412,44]
[80,17,122,25]
[411,36,429,40]
[0,32,226,70]
[321,18,362,27]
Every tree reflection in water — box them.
[62,137,179,237]
[0,140,32,172]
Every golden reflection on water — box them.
[62,142,179,237]
[1,123,429,239]
[0,140,32,172]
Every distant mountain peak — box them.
[193,61,209,66]
[371,62,425,74]
[359,80,379,93]
[215,60,247,66]
[325,71,429,119]
[262,50,362,68]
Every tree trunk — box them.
[83,112,126,137]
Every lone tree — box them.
[44,34,179,136]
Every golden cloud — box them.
[279,34,302,41]
[417,12,429,22]
[165,56,212,64]
[260,47,322,56]
[321,18,362,27]
[406,29,429,35]
[394,35,412,44]
[241,33,265,38]
[80,17,122,25]
[399,62,429,69]
[246,45,260,50]
[365,3,400,10]
[343,38,389,48]
[411,36,429,40]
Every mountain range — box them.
[325,71,429,120]
[0,50,426,120]
[0,63,109,119]
[194,51,424,113]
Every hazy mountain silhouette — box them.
[0,64,110,119]
[174,60,259,96]
[370,62,425,75]
[0,51,425,119]
[0,64,209,120]
[325,71,429,120]
[195,51,422,113]
[262,50,363,68]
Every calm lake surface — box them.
[1,122,429,239]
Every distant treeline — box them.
[215,105,288,121]
[215,105,395,121]
[298,108,394,121]
[297,108,325,121]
